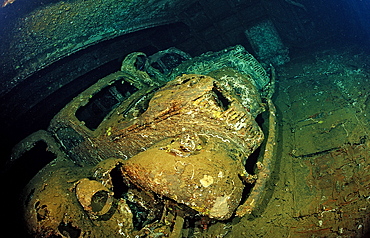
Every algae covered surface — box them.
[0,0,191,94]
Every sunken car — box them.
[12,46,277,237]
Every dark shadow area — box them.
[0,141,56,237]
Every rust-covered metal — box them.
[14,46,277,237]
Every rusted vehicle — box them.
[11,45,277,237]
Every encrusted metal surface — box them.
[14,46,277,237]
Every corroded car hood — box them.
[0,0,195,95]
